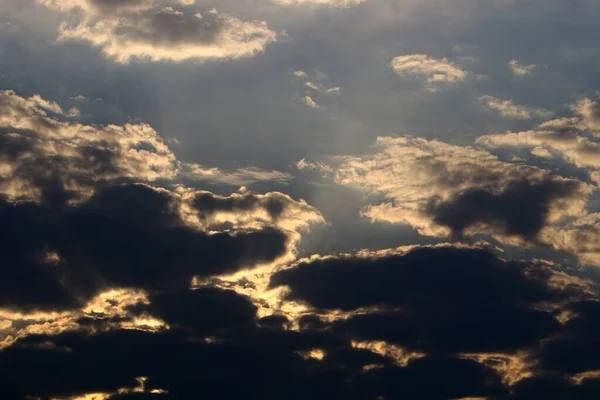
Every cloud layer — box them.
[3,0,600,398]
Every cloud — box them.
[534,300,600,375]
[0,89,178,202]
[304,136,590,241]
[272,245,585,354]
[509,59,537,76]
[572,96,600,132]
[39,0,277,63]
[390,54,469,89]
[0,323,385,399]
[427,178,581,241]
[476,95,600,172]
[0,184,292,312]
[296,135,600,265]
[133,287,258,335]
[0,90,296,203]
[305,81,341,94]
[3,236,600,400]
[182,164,294,186]
[293,70,308,78]
[302,95,319,108]
[188,190,324,232]
[0,91,325,313]
[479,95,553,119]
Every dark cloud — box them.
[0,184,288,311]
[510,375,600,400]
[298,314,328,330]
[272,246,579,354]
[0,326,512,400]
[0,328,343,399]
[193,190,290,221]
[0,197,80,311]
[258,314,290,329]
[117,7,223,47]
[427,178,581,240]
[137,287,258,336]
[535,300,600,375]
[2,244,599,399]
[356,357,508,400]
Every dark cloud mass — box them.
[427,178,581,240]
[0,326,508,400]
[193,190,289,220]
[272,246,578,353]
[0,184,288,311]
[137,288,258,335]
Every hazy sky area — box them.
[2,0,600,399]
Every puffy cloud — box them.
[293,70,308,78]
[301,95,319,108]
[187,190,324,233]
[303,136,590,242]
[271,245,585,354]
[296,135,600,266]
[571,97,600,132]
[390,54,469,89]
[427,178,581,241]
[477,95,600,172]
[479,95,552,119]
[541,213,600,266]
[0,89,178,202]
[0,90,297,203]
[509,59,537,76]
[38,0,277,63]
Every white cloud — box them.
[571,97,600,132]
[302,95,319,108]
[477,95,600,171]
[305,81,341,94]
[0,90,295,202]
[509,59,537,76]
[67,107,81,118]
[390,54,469,88]
[38,0,277,63]
[479,95,553,119]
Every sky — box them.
[1,0,600,399]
